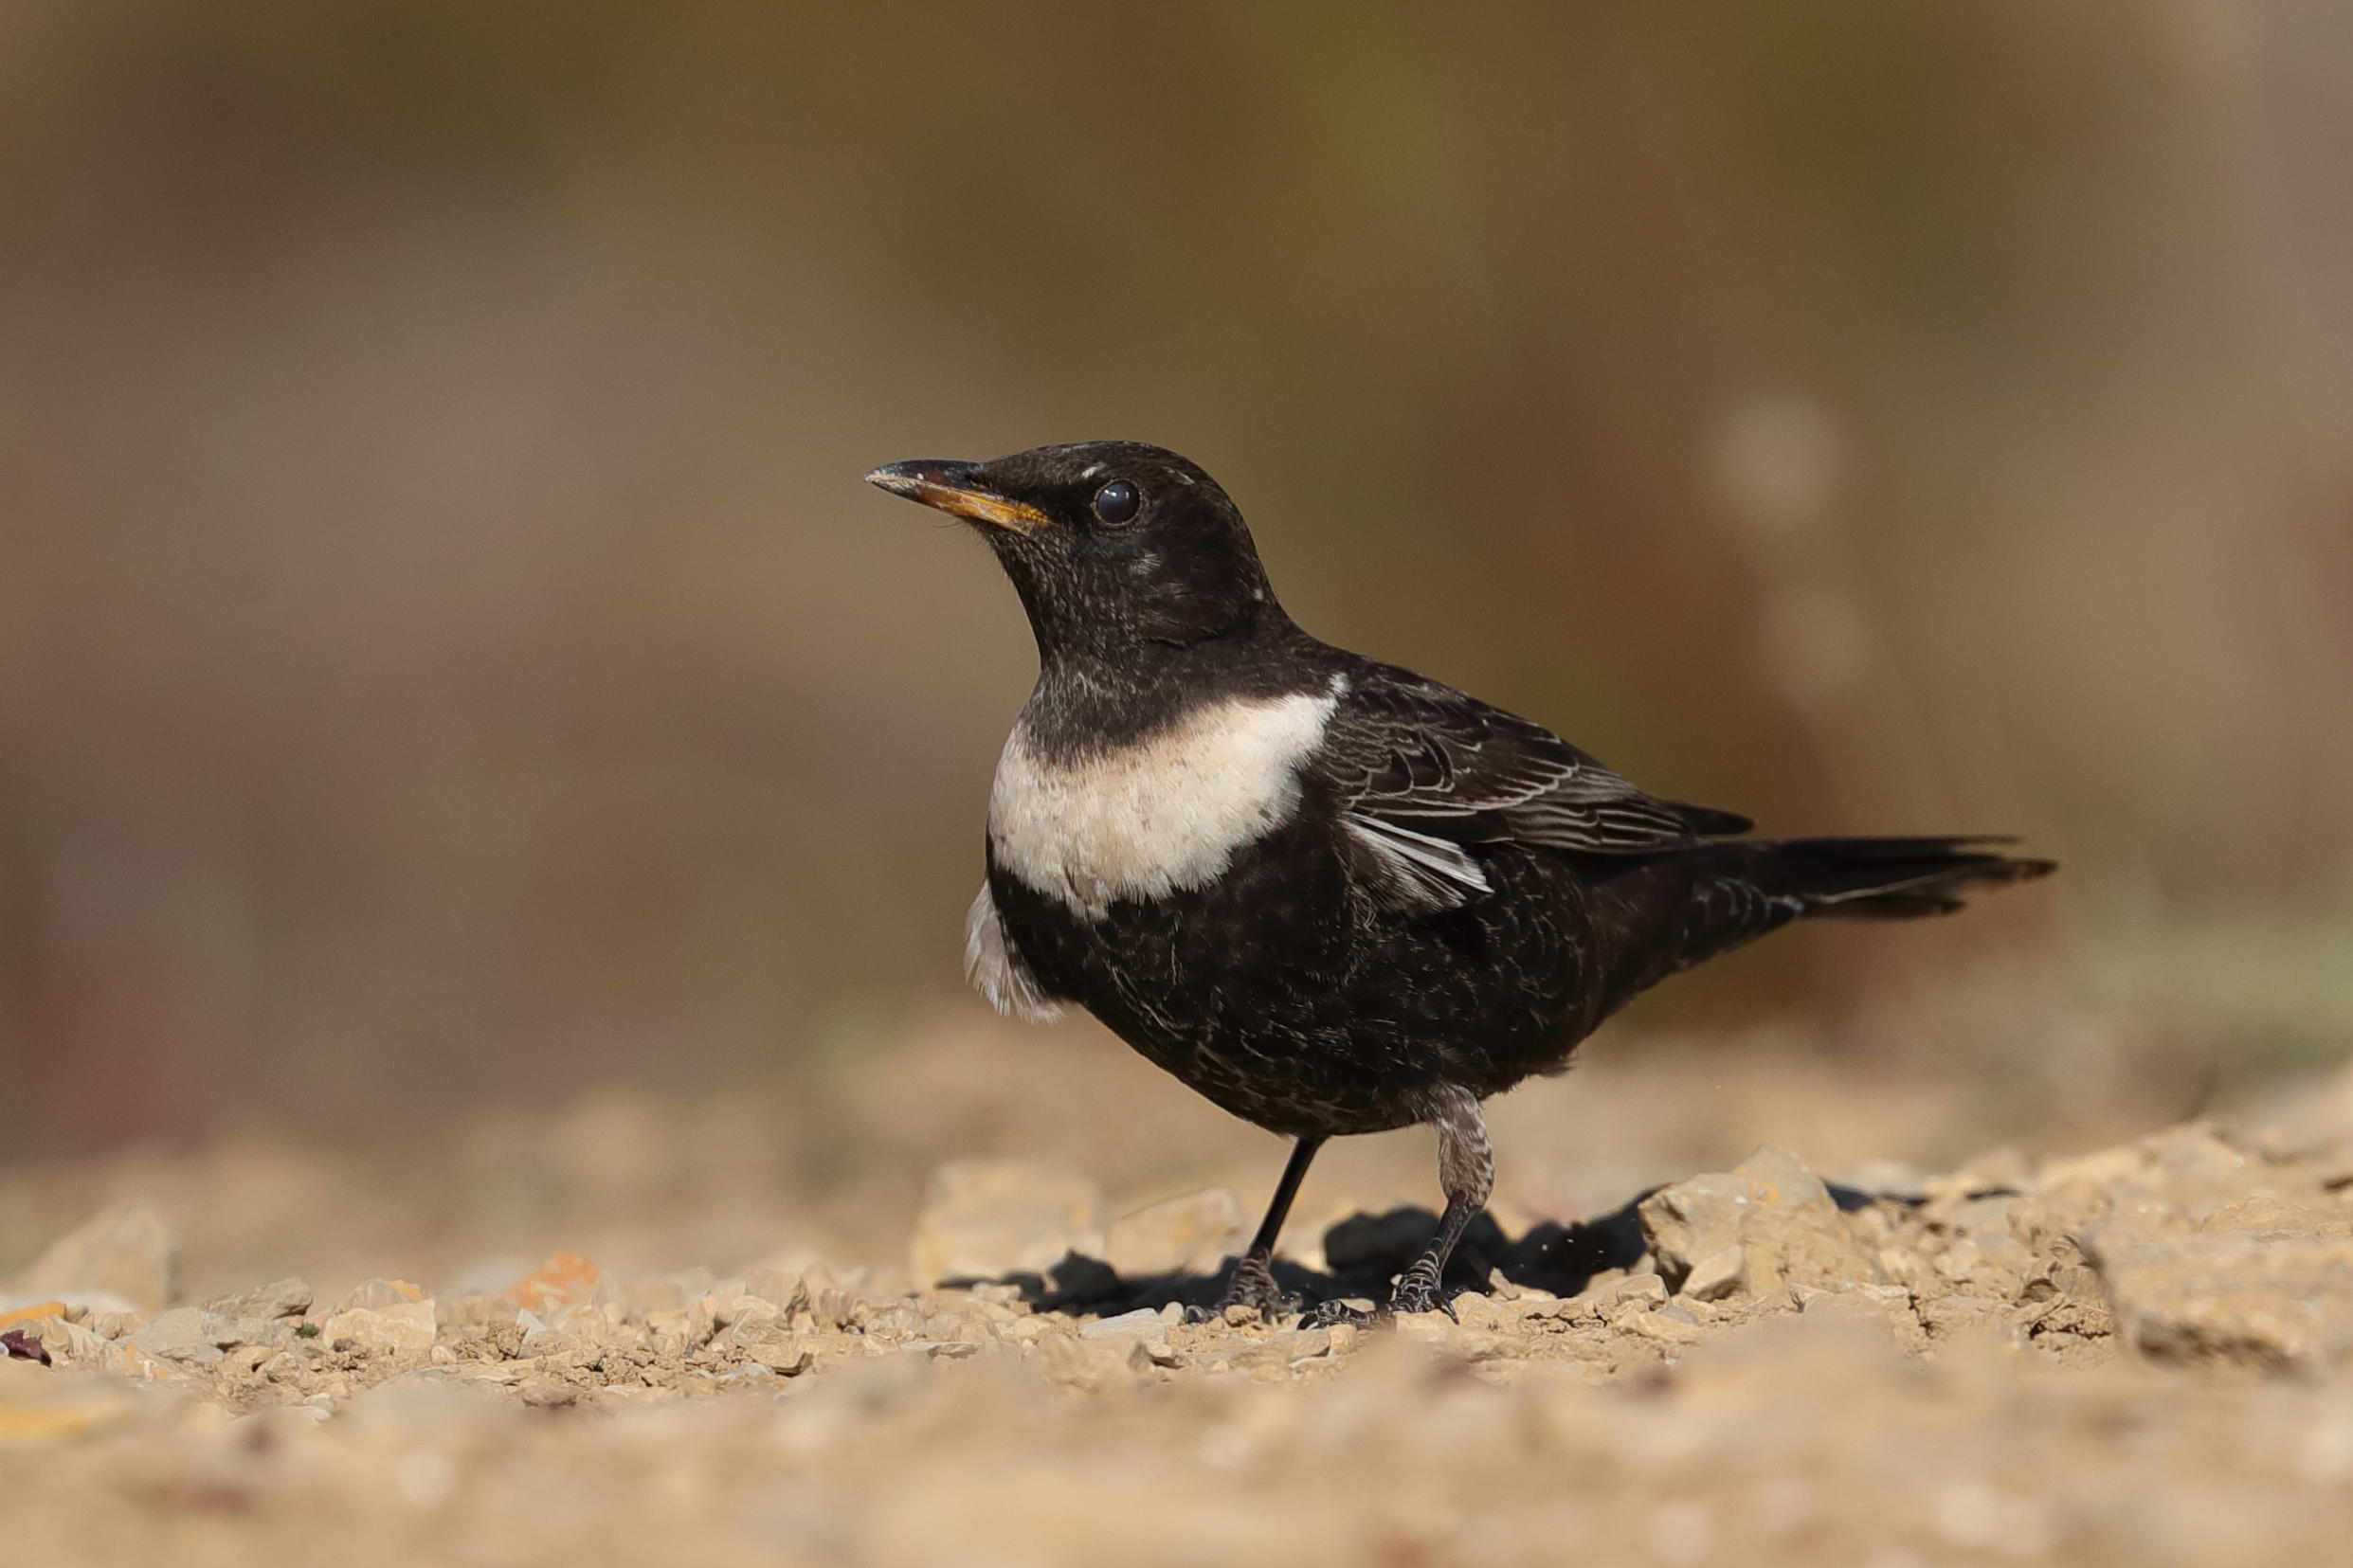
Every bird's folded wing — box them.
[1319,672,1751,912]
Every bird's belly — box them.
[989,834,1601,1137]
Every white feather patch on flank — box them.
[989,690,1337,920]
[964,884,1063,1020]
[1345,813,1493,904]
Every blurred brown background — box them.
[4,0,2350,1161]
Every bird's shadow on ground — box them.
[966,1178,1920,1319]
[979,1190,1665,1321]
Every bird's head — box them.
[865,442,1285,662]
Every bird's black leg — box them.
[1303,1088,1493,1328]
[1388,1087,1493,1317]
[1201,1135,1323,1320]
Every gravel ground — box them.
[7,1015,2353,1566]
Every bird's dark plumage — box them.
[866,441,2054,1319]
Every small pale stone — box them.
[1449,1291,1497,1325]
[1394,1314,1453,1346]
[2085,1224,2353,1372]
[20,1202,176,1313]
[743,1269,805,1313]
[338,1279,427,1312]
[322,1300,438,1356]
[1080,1308,1167,1341]
[129,1307,222,1364]
[742,1337,813,1375]
[1128,1337,1180,1370]
[1683,1247,1748,1303]
[1615,1274,1669,1308]
[25,1316,108,1365]
[516,1374,578,1409]
[1638,1146,1878,1304]
[1035,1333,1136,1390]
[201,1278,313,1321]
[1935,1241,1985,1282]
[1628,1309,1705,1346]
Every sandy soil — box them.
[6,1005,2353,1566]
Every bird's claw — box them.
[1201,1256,1299,1324]
[1385,1268,1456,1321]
[1303,1298,1387,1330]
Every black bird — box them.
[866,441,2054,1320]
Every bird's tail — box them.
[1727,835,2056,920]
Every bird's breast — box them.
[987,690,1337,921]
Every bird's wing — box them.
[1318,669,1751,912]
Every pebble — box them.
[1080,1308,1168,1341]
[1638,1147,1880,1305]
[338,1279,428,1313]
[1615,1274,1670,1309]
[1681,1246,1748,1302]
[322,1301,438,1357]
[130,1307,225,1364]
[18,1202,176,1313]
[2085,1224,2353,1373]
[201,1278,314,1321]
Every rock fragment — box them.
[18,1201,176,1312]
[129,1307,231,1364]
[321,1299,440,1357]
[2085,1223,2353,1373]
[1614,1274,1669,1309]
[202,1278,314,1321]
[0,1301,67,1333]
[1079,1307,1166,1340]
[338,1278,428,1312]
[1638,1146,1878,1305]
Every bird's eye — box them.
[1091,479,1140,526]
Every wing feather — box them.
[1319,666,1750,913]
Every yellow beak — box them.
[864,460,1052,534]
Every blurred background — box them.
[2,0,2350,1182]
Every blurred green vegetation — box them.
[1,1,2348,1152]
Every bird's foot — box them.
[1385,1264,1457,1322]
[1302,1297,1387,1330]
[1298,1261,1460,1329]
[1186,1254,1299,1325]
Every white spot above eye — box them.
[1081,462,1107,480]
[988,691,1337,919]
